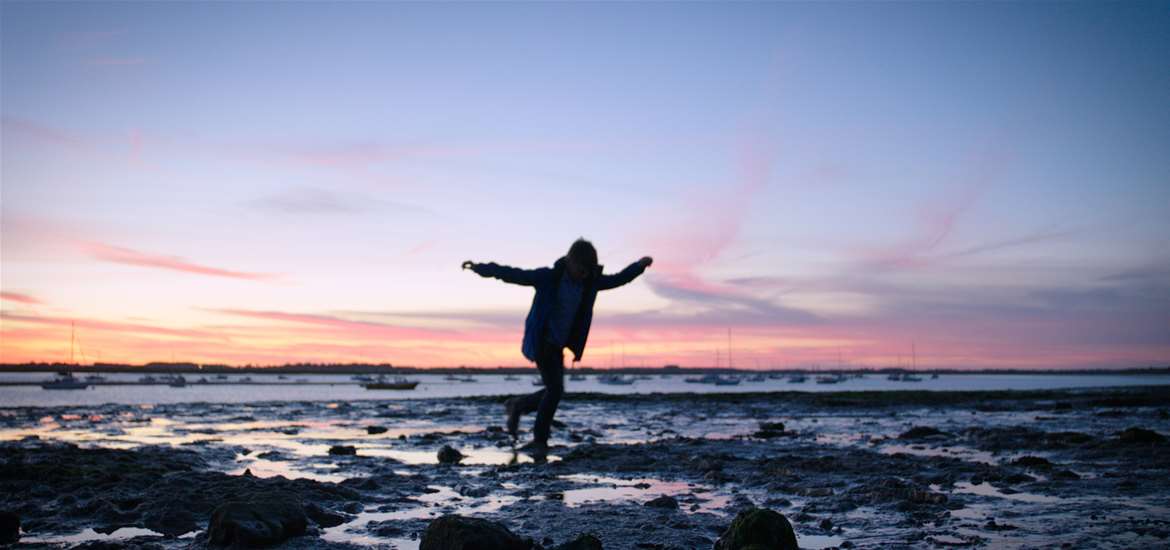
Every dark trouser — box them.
[513,340,565,444]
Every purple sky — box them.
[2,2,1168,368]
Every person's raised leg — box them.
[506,389,543,439]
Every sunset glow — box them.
[2,3,1167,369]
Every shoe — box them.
[517,440,548,454]
[504,398,520,439]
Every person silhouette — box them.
[463,238,652,457]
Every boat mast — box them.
[727,328,733,370]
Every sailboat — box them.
[684,345,740,385]
[901,344,923,382]
[42,323,90,390]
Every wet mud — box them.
[2,386,1168,548]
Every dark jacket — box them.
[472,257,646,363]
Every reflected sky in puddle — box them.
[5,393,1163,549]
[320,484,518,550]
[558,473,729,512]
[20,527,165,544]
[878,443,997,464]
[795,532,845,549]
[358,446,552,466]
[952,481,1062,503]
[229,456,349,483]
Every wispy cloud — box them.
[632,135,816,324]
[404,239,438,257]
[0,312,219,339]
[244,185,431,217]
[81,242,278,281]
[854,187,980,270]
[0,292,42,305]
[1,116,86,149]
[940,228,1076,260]
[851,149,1013,271]
[246,186,363,214]
[206,308,455,340]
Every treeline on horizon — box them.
[1,361,1167,376]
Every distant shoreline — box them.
[2,362,1167,376]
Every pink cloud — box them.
[855,187,979,270]
[81,242,278,281]
[404,239,438,257]
[207,308,452,340]
[635,136,781,310]
[852,148,1013,270]
[1,116,86,149]
[0,292,42,305]
[0,312,219,339]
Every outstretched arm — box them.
[462,260,548,287]
[596,256,653,291]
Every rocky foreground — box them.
[1,387,1169,549]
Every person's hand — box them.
[461,261,476,271]
[638,256,653,268]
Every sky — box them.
[2,2,1168,369]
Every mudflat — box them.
[2,386,1168,548]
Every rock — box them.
[1046,431,1094,447]
[207,492,307,548]
[644,496,679,510]
[714,508,798,550]
[818,518,833,531]
[985,519,1018,531]
[898,426,948,440]
[753,422,788,439]
[437,445,464,464]
[0,511,18,544]
[367,426,389,435]
[143,503,198,537]
[372,520,407,536]
[457,484,491,498]
[328,445,357,456]
[1118,427,1166,444]
[1012,456,1052,469]
[553,534,603,550]
[419,515,532,550]
[306,503,347,528]
[798,487,833,497]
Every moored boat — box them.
[684,373,740,386]
[364,377,419,390]
[597,374,634,385]
[41,372,89,390]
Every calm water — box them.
[1,372,1167,408]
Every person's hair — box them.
[567,238,598,269]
